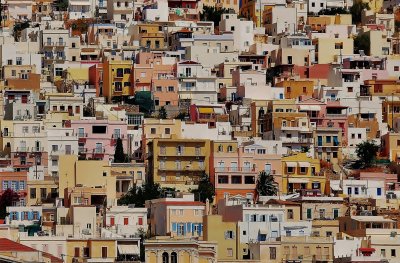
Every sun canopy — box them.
[118,245,140,255]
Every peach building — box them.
[211,140,284,201]
[146,193,205,238]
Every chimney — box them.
[205,198,210,215]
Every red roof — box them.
[359,248,376,252]
[0,238,35,252]
[179,61,200,65]
[0,238,63,263]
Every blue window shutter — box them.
[172,222,177,232]
[2,181,6,190]
[200,224,203,235]
[187,223,192,235]
[15,181,19,191]
[15,212,19,220]
[28,211,33,220]
[192,223,195,235]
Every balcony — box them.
[32,147,44,152]
[159,151,204,157]
[281,137,314,144]
[158,166,205,172]
[214,167,257,173]
[79,148,88,153]
[16,147,29,152]
[325,113,347,119]
[43,42,66,47]
[78,133,88,143]
[93,148,106,154]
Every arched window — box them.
[227,145,233,152]
[218,145,223,152]
[171,252,178,263]
[162,252,169,263]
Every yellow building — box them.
[307,14,352,31]
[367,79,400,97]
[103,60,134,102]
[281,152,325,195]
[314,127,343,164]
[382,132,400,162]
[27,177,58,206]
[202,0,240,12]
[249,236,334,263]
[240,0,264,27]
[66,239,117,263]
[203,215,242,260]
[147,138,211,191]
[58,156,116,203]
[144,237,217,263]
[314,38,354,64]
[276,80,314,99]
[132,24,165,50]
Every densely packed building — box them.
[0,0,399,262]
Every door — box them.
[110,217,115,226]
[101,247,107,258]
[230,162,238,171]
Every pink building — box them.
[70,120,128,161]
[298,97,348,141]
[359,172,399,191]
[211,140,284,201]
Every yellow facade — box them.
[66,68,89,83]
[203,215,240,260]
[103,60,134,101]
[66,239,116,263]
[281,152,325,195]
[240,0,262,27]
[276,80,314,99]
[315,38,354,64]
[148,138,211,191]
[0,120,15,154]
[202,0,240,13]
[136,24,166,50]
[27,178,58,206]
[58,156,115,200]
[382,132,400,162]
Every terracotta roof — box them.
[0,238,63,263]
[0,238,35,252]
[179,61,199,65]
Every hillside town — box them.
[0,0,399,262]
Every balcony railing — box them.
[93,148,106,154]
[32,147,44,152]
[214,167,256,172]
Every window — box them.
[348,87,353,92]
[151,128,156,134]
[165,128,170,135]
[306,208,312,219]
[335,42,343,49]
[394,66,399,72]
[16,57,22,65]
[124,217,129,225]
[83,247,89,258]
[30,188,36,198]
[333,208,339,219]
[391,249,396,257]
[22,126,29,133]
[287,209,294,219]
[381,249,386,257]
[227,248,233,257]
[40,188,47,199]
[114,82,122,91]
[347,187,352,195]
[218,176,228,184]
[171,252,177,263]
[303,87,307,93]
[377,188,382,196]
[319,209,325,219]
[270,247,277,259]
[162,252,169,263]
[231,176,242,184]
[225,230,234,239]
[287,167,294,173]
[300,167,307,174]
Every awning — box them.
[386,182,394,185]
[198,107,213,114]
[283,226,307,230]
[70,1,91,5]
[213,107,225,114]
[285,162,297,167]
[330,184,342,191]
[118,245,140,255]
[259,229,268,234]
[288,178,309,184]
[298,162,310,168]
[299,105,321,111]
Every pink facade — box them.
[211,143,282,201]
[359,172,399,191]
[70,120,128,161]
[298,98,348,141]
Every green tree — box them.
[350,0,370,25]
[354,33,370,55]
[57,0,69,11]
[0,189,19,219]
[318,7,349,15]
[158,106,167,119]
[356,140,380,168]
[13,21,30,41]
[200,6,235,26]
[114,138,126,163]
[191,173,215,203]
[118,181,162,207]
[256,171,278,196]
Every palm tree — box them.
[256,171,278,196]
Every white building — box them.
[6,206,42,226]
[68,0,96,19]
[220,14,254,53]
[331,179,386,199]
[103,206,148,238]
